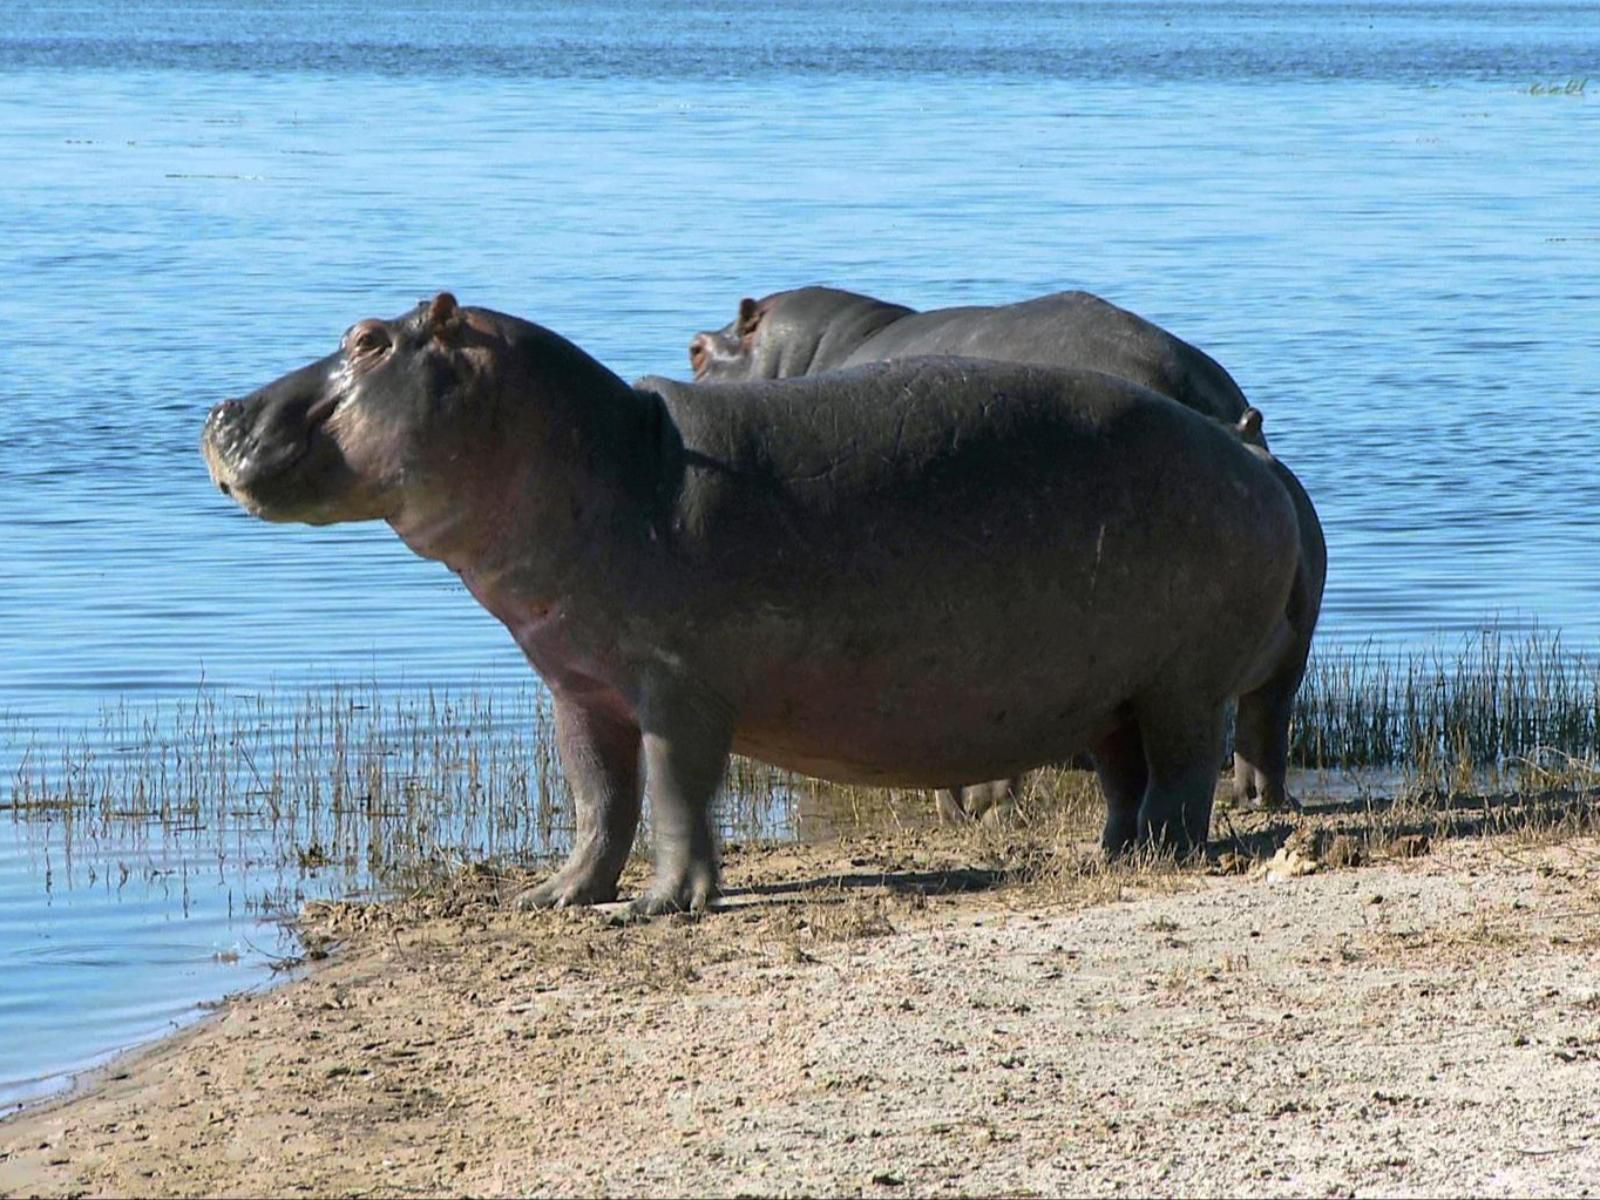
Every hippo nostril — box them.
[205,401,243,440]
[218,481,232,496]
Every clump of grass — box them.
[4,683,574,898]
[1291,628,1600,775]
[774,893,898,943]
[5,628,1599,903]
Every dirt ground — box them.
[2,789,1599,1199]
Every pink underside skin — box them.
[461,571,640,726]
[459,564,1130,787]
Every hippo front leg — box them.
[633,687,737,916]
[515,697,642,910]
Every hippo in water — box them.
[687,286,1327,812]
[203,293,1301,913]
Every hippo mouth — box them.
[202,391,342,520]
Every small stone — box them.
[1252,845,1319,882]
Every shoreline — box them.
[0,961,312,1127]
[3,823,1598,1198]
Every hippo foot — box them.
[629,863,719,917]
[936,801,1017,827]
[1099,818,1138,859]
[1235,790,1302,814]
[1231,768,1301,813]
[512,864,622,911]
[1105,835,1206,864]
[934,790,969,826]
[1101,816,1205,863]
[938,778,1024,827]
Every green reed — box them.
[1290,628,1600,772]
[3,681,818,892]
[6,684,568,888]
[5,628,1598,889]
[1526,77,1588,96]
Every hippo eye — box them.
[348,325,390,357]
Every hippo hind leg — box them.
[1092,720,1146,856]
[1235,479,1323,812]
[1232,652,1309,812]
[1131,695,1226,858]
[937,777,1024,826]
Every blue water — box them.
[2,0,1598,1107]
[0,812,303,1108]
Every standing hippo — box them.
[203,293,1301,913]
[690,287,1251,427]
[687,286,1326,811]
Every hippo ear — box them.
[425,292,463,339]
[735,297,764,341]
[1237,407,1265,445]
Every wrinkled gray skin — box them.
[204,294,1300,914]
[689,285,1327,812]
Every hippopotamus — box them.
[933,777,1019,826]
[687,286,1327,811]
[690,286,1252,428]
[203,293,1301,913]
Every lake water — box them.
[2,0,1598,1108]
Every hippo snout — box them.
[204,399,245,441]
[204,398,244,436]
[202,400,250,494]
[202,393,314,503]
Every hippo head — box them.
[687,296,767,382]
[687,287,916,383]
[202,293,500,528]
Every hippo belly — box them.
[644,361,1295,797]
[728,653,1123,788]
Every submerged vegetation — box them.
[3,629,1598,895]
[1,684,823,898]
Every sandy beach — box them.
[3,799,1598,1199]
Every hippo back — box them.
[841,291,1249,424]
